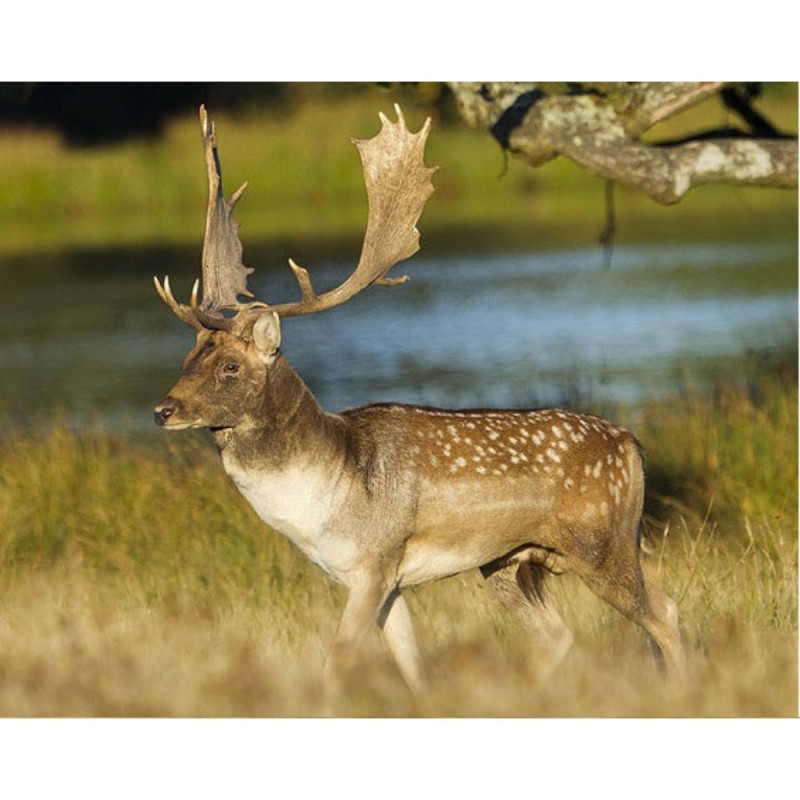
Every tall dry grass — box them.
[0,367,796,717]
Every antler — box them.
[155,104,435,331]
[198,105,258,314]
[268,104,436,317]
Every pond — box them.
[0,234,796,432]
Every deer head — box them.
[154,104,436,430]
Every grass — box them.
[0,365,795,717]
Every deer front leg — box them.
[323,573,391,693]
[378,589,426,694]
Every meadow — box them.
[0,85,796,718]
[0,360,795,717]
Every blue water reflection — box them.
[0,239,795,430]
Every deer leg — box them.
[636,578,686,679]
[482,560,574,680]
[323,573,391,692]
[377,589,426,694]
[574,542,686,679]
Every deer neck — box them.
[211,354,346,476]
[211,356,357,576]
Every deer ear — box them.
[252,311,281,361]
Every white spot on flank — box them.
[546,447,561,463]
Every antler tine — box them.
[153,275,204,331]
[266,104,436,318]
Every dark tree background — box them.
[0,83,298,144]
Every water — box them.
[0,237,796,431]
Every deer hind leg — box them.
[573,538,686,679]
[482,560,574,680]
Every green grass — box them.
[0,85,796,259]
[0,365,795,717]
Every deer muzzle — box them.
[154,397,189,429]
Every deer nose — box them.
[154,402,176,427]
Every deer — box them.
[153,104,686,695]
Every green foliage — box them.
[0,87,796,258]
[638,360,798,538]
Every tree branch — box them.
[448,82,798,204]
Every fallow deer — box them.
[154,105,686,693]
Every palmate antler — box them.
[155,103,436,334]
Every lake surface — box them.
[0,236,796,432]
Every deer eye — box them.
[222,362,240,375]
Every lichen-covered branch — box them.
[448,82,798,204]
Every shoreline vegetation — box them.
[0,358,795,716]
[1,85,797,261]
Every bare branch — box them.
[448,82,798,205]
